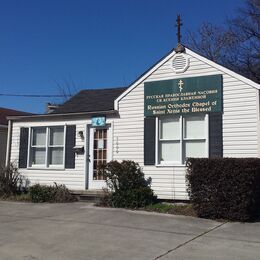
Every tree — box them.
[55,78,79,102]
[186,0,260,83]
[186,22,236,64]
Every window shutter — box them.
[65,125,76,169]
[19,127,29,168]
[209,113,223,157]
[144,117,156,165]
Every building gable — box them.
[115,47,260,110]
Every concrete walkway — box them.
[0,201,259,260]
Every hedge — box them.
[186,158,260,221]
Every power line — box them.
[0,93,72,98]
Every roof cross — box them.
[176,14,182,44]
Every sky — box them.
[0,0,245,113]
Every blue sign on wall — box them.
[92,117,106,127]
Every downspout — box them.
[5,120,12,166]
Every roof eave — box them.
[7,110,119,121]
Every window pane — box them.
[184,141,206,158]
[50,127,64,146]
[31,148,46,165]
[160,117,180,140]
[159,141,180,162]
[32,128,46,146]
[184,116,205,139]
[49,147,63,165]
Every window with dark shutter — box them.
[144,117,156,165]
[151,113,223,165]
[65,125,76,168]
[19,127,29,168]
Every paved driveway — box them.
[0,201,259,260]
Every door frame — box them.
[85,123,112,190]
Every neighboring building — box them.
[6,45,260,200]
[0,107,32,167]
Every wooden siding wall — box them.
[114,53,259,200]
[0,128,7,167]
[10,120,88,190]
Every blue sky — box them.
[0,0,244,113]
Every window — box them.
[31,128,46,165]
[29,126,65,168]
[157,114,208,165]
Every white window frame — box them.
[29,127,47,168]
[27,125,66,169]
[155,114,209,166]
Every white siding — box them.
[10,119,89,190]
[114,53,259,200]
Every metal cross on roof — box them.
[176,14,182,44]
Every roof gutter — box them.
[7,110,119,121]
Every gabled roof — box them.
[52,87,127,114]
[114,47,260,109]
[0,107,32,125]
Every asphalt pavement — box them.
[0,201,259,260]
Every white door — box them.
[88,127,111,189]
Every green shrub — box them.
[110,187,156,208]
[29,184,53,202]
[186,158,260,221]
[0,163,29,197]
[29,183,77,203]
[99,160,157,208]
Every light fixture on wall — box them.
[78,130,84,140]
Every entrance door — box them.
[88,127,111,189]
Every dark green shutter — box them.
[65,125,76,169]
[19,128,29,168]
[209,113,223,157]
[144,117,156,165]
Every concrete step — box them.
[70,190,104,202]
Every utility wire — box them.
[0,93,72,98]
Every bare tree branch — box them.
[55,78,80,102]
[185,0,260,83]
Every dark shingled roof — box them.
[52,87,127,114]
[0,107,32,125]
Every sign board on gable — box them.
[144,75,222,116]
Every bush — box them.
[29,183,77,203]
[110,187,156,208]
[99,160,157,208]
[0,163,29,197]
[186,158,260,221]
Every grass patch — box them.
[145,202,197,217]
